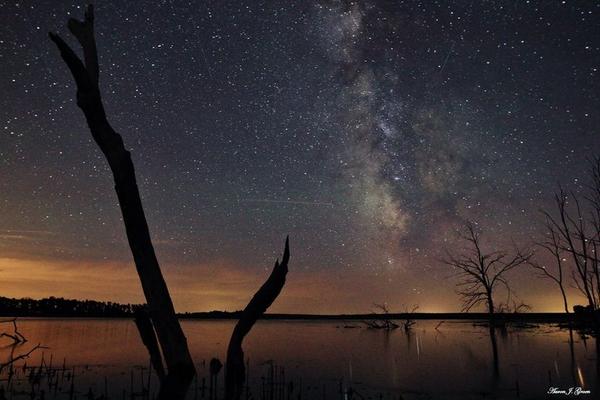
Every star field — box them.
[0,1,599,312]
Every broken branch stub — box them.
[225,237,290,400]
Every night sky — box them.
[1,1,599,313]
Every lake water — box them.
[0,319,597,399]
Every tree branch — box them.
[225,237,290,400]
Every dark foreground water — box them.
[0,319,597,399]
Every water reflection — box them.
[488,325,500,379]
[0,319,597,399]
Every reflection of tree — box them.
[134,310,166,382]
[566,328,599,386]
[568,327,577,385]
[488,326,499,379]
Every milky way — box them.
[0,1,599,312]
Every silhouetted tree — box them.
[443,221,532,315]
[542,157,600,310]
[48,5,194,396]
[495,299,531,313]
[363,303,400,330]
[400,304,419,332]
[225,238,290,400]
[543,190,597,309]
[590,157,600,309]
[527,215,570,313]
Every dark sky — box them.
[1,1,599,312]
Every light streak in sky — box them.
[240,199,334,207]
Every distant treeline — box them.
[0,296,142,317]
[0,296,583,321]
[0,296,246,318]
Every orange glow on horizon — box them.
[0,255,587,314]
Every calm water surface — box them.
[0,319,597,399]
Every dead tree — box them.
[527,215,570,313]
[363,303,400,330]
[542,188,599,309]
[48,5,195,393]
[443,221,532,315]
[225,237,290,400]
[587,156,600,307]
[495,300,531,313]
[401,304,419,332]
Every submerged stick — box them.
[0,318,27,343]
[0,343,47,370]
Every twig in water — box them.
[0,318,27,343]
[0,343,48,369]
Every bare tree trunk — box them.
[225,238,290,400]
[529,219,571,313]
[554,192,596,309]
[560,285,570,314]
[486,289,495,315]
[49,5,195,392]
